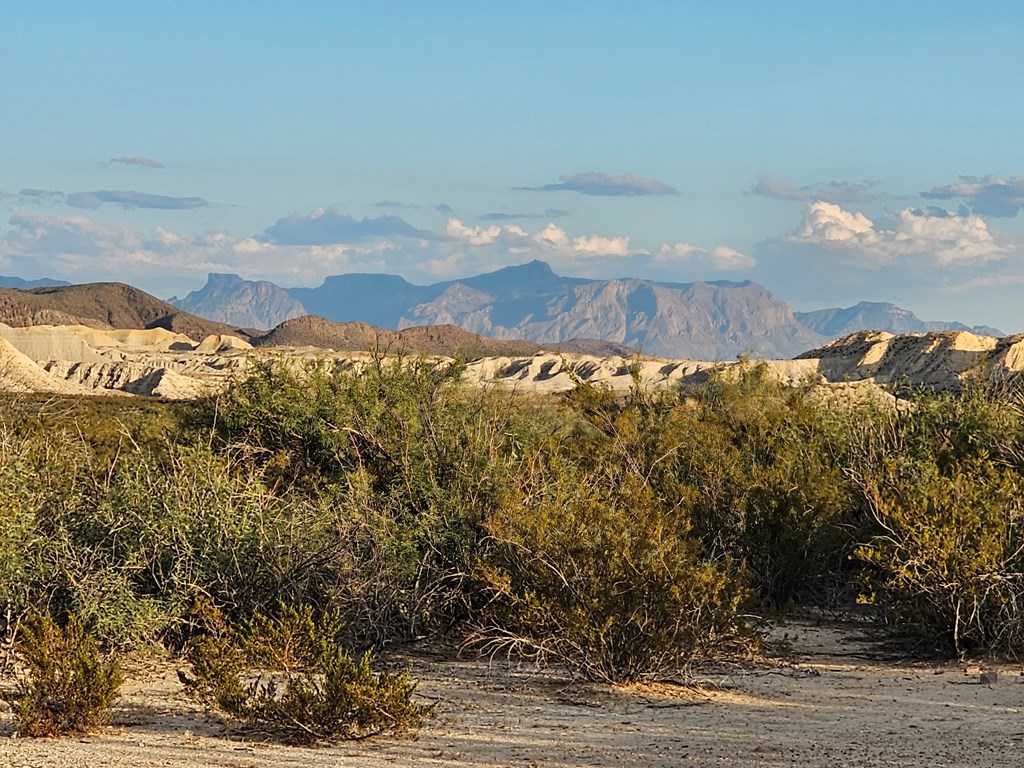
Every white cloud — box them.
[710,246,756,270]
[444,218,630,260]
[654,242,703,263]
[444,218,503,245]
[652,241,755,271]
[535,222,568,248]
[786,202,1010,267]
[571,233,630,256]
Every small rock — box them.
[980,670,998,685]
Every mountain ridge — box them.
[796,301,1002,338]
[174,262,828,358]
[172,261,1001,359]
[3,263,1004,361]
[0,282,256,342]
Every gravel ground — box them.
[3,620,1023,767]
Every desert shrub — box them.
[181,602,431,742]
[59,443,363,649]
[675,365,860,606]
[558,367,858,608]
[851,383,1024,654]
[0,407,349,649]
[474,438,757,683]
[1,611,122,737]
[203,359,545,643]
[0,417,96,636]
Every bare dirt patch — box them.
[3,620,1023,767]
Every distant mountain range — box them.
[169,261,1003,359]
[795,302,1003,338]
[0,276,70,289]
[0,265,1003,360]
[0,277,634,359]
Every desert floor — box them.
[2,618,1023,767]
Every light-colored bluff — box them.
[1,322,1022,401]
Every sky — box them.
[3,1,1024,331]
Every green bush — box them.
[204,358,543,643]
[678,364,859,607]
[851,383,1024,654]
[181,602,431,742]
[855,458,1024,654]
[474,437,757,683]
[1,611,122,737]
[556,368,858,609]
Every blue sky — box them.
[3,2,1024,331]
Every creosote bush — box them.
[204,358,545,644]
[1,611,122,737]
[181,602,431,742]
[851,381,1024,654]
[475,461,757,682]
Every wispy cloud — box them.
[745,174,805,201]
[746,175,878,204]
[262,207,435,245]
[479,208,568,222]
[65,190,208,210]
[435,203,454,213]
[107,156,165,169]
[922,175,1024,217]
[18,188,66,205]
[373,200,418,209]
[812,180,878,204]
[520,171,678,196]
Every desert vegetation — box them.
[2,357,1023,738]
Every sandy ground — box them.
[2,619,1024,767]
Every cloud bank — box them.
[785,201,1008,267]
[746,201,1024,317]
[1,206,752,296]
